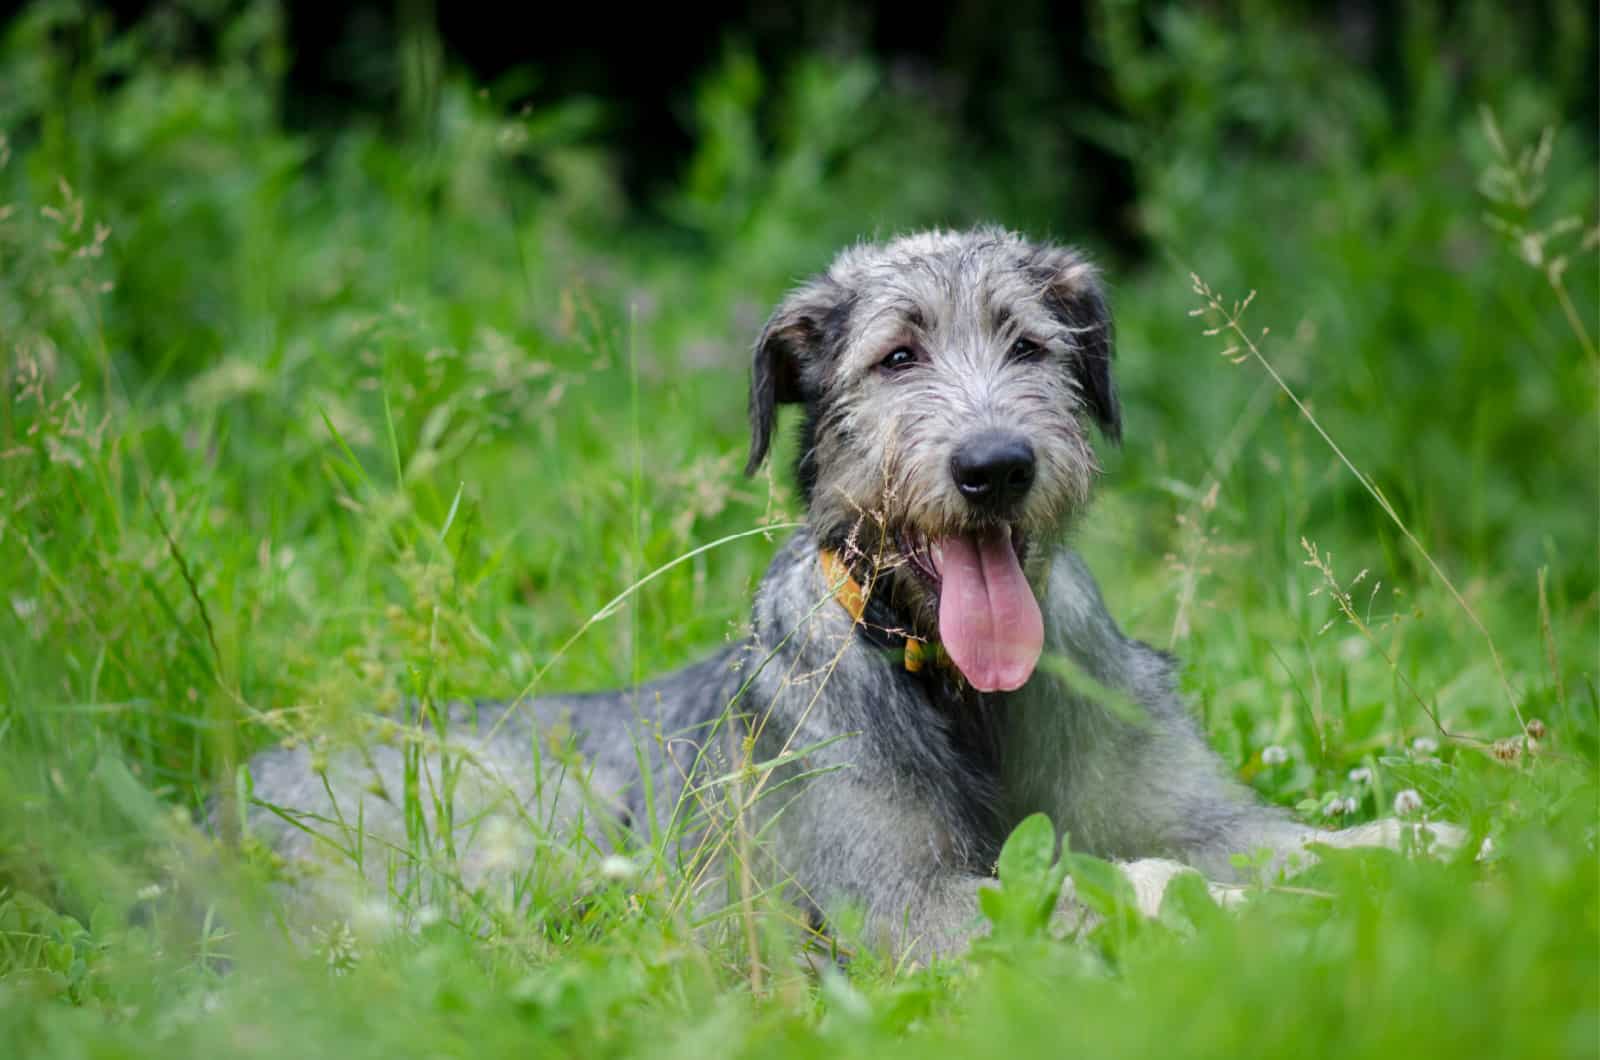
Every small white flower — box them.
[1338,636,1368,662]
[313,921,360,974]
[1393,789,1424,816]
[1348,767,1372,784]
[600,854,638,881]
[136,883,164,902]
[1411,736,1439,755]
[354,898,397,933]
[478,815,520,872]
[1324,798,1349,818]
[820,965,872,1021]
[1476,836,1495,862]
[1261,745,1290,766]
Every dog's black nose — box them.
[950,432,1036,509]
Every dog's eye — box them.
[879,347,920,373]
[1009,337,1045,362]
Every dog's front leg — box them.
[745,736,1076,960]
[755,770,1242,957]
[792,837,1129,959]
[758,782,1000,958]
[1269,817,1467,863]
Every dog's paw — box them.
[1317,817,1467,857]
[1119,858,1197,917]
[1052,858,1245,937]
[1117,858,1247,917]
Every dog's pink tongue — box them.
[935,529,1044,692]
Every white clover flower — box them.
[313,921,360,974]
[1393,789,1424,816]
[1338,636,1368,662]
[600,854,638,881]
[1342,796,1361,815]
[1261,745,1290,766]
[1348,767,1372,784]
[354,898,397,933]
[478,815,520,872]
[1411,736,1439,755]
[1324,798,1349,818]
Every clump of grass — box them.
[1477,107,1599,364]
[1299,538,1437,730]
[1188,276,1529,740]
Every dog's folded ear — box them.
[746,278,850,474]
[1036,248,1121,445]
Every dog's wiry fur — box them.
[243,227,1446,956]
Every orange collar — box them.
[818,547,950,673]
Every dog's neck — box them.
[817,546,954,675]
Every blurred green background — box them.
[0,1,1595,1057]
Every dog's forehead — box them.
[820,232,1078,365]
[833,230,1020,287]
[828,230,1055,328]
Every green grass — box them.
[1,3,1596,1058]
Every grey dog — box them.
[243,227,1446,956]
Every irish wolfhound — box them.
[242,227,1451,955]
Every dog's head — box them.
[745,228,1120,692]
